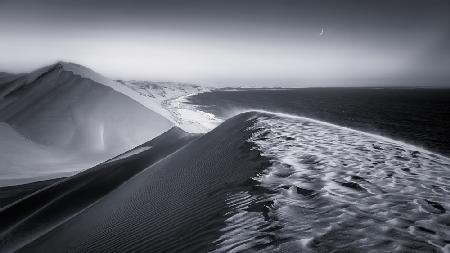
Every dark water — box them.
[189,88,450,156]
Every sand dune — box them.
[1,111,449,252]
[5,112,268,253]
[0,127,199,252]
[0,62,173,185]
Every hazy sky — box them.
[1,0,449,86]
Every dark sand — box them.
[0,178,62,208]
[12,112,270,253]
[189,88,450,156]
[0,127,199,252]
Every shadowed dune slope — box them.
[0,127,200,252]
[14,112,270,253]
[0,178,63,208]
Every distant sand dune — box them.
[0,62,173,185]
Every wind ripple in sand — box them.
[215,113,450,253]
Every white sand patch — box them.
[118,80,221,133]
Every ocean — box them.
[189,87,450,156]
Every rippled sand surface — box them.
[5,111,450,253]
[215,112,450,253]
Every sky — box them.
[0,0,449,86]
